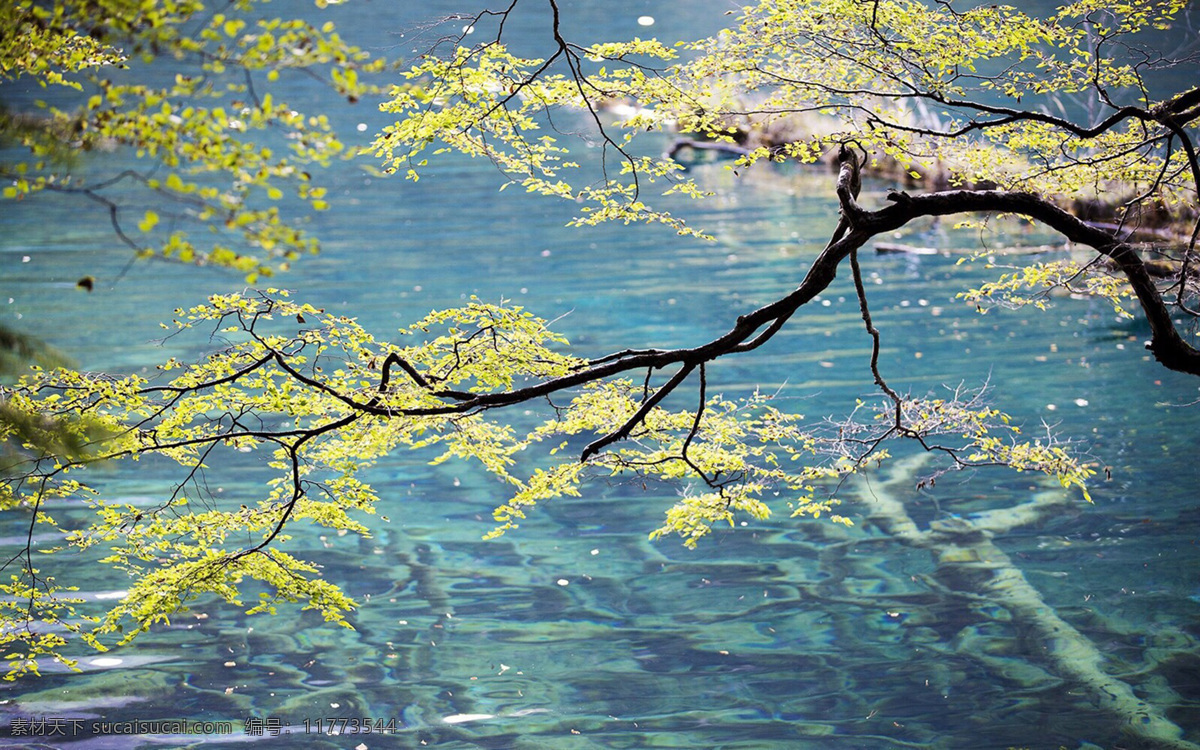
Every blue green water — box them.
[3,2,1200,748]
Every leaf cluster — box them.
[0,289,1101,674]
[1,0,389,279]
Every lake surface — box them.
[2,2,1198,748]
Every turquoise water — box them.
[3,2,1200,748]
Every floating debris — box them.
[443,713,495,724]
[90,658,124,668]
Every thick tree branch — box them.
[580,362,695,461]
[854,188,1200,374]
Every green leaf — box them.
[137,210,159,233]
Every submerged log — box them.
[854,454,1200,750]
[666,137,753,161]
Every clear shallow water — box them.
[3,2,1200,749]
